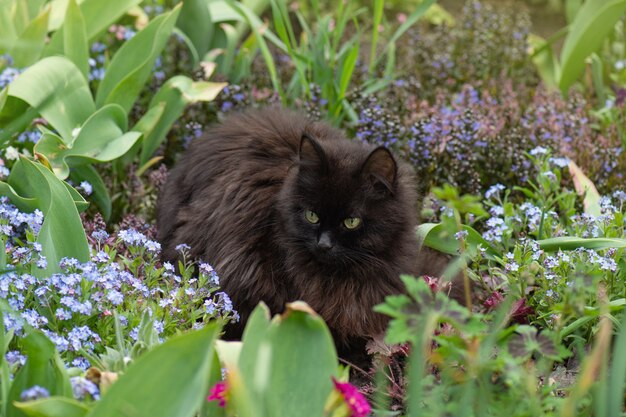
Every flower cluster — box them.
[396,0,534,97]
[0,202,238,370]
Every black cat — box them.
[158,108,445,353]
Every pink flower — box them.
[332,377,371,417]
[207,381,228,407]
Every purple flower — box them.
[20,385,50,401]
[70,376,100,400]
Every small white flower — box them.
[4,146,19,160]
[529,146,548,156]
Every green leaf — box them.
[70,165,111,221]
[138,76,226,166]
[15,397,89,417]
[7,56,95,141]
[34,105,142,179]
[377,0,435,64]
[8,331,72,417]
[0,157,89,275]
[225,0,285,103]
[176,0,213,65]
[237,302,338,417]
[47,0,141,41]
[538,237,626,252]
[604,310,626,417]
[558,0,626,93]
[9,7,49,67]
[336,41,358,108]
[87,323,220,417]
[0,87,7,112]
[62,0,89,80]
[529,33,560,90]
[95,5,182,114]
[416,223,498,257]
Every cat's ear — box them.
[299,133,328,172]
[361,147,397,193]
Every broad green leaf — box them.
[7,56,95,141]
[0,97,37,144]
[238,303,271,392]
[62,0,89,80]
[569,160,601,217]
[558,0,626,93]
[199,350,227,417]
[7,331,72,417]
[47,0,141,39]
[26,0,47,20]
[138,76,225,166]
[0,1,19,44]
[208,1,246,22]
[15,397,89,417]
[95,5,182,114]
[70,164,111,221]
[235,302,338,417]
[529,33,560,90]
[566,0,583,24]
[538,237,626,252]
[87,323,220,417]
[9,7,49,67]
[604,310,626,417]
[416,223,498,257]
[0,87,7,111]
[0,157,89,275]
[176,0,213,65]
[267,303,337,416]
[34,104,141,179]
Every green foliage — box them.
[0,157,89,274]
[88,323,220,417]
[225,302,339,417]
[558,0,626,94]
[95,5,181,113]
[7,330,73,417]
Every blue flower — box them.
[79,181,93,196]
[485,184,505,199]
[175,243,190,252]
[118,229,147,246]
[529,146,548,156]
[70,376,100,400]
[71,357,91,371]
[20,385,50,401]
[92,229,109,242]
[549,157,569,168]
[106,289,124,305]
[6,350,26,367]
[144,240,161,253]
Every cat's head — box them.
[278,132,416,274]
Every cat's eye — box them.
[304,210,320,224]
[343,217,362,229]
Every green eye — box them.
[304,210,320,224]
[343,217,362,229]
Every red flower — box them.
[207,381,228,407]
[332,377,371,417]
[483,291,504,309]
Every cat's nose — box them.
[317,231,334,250]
